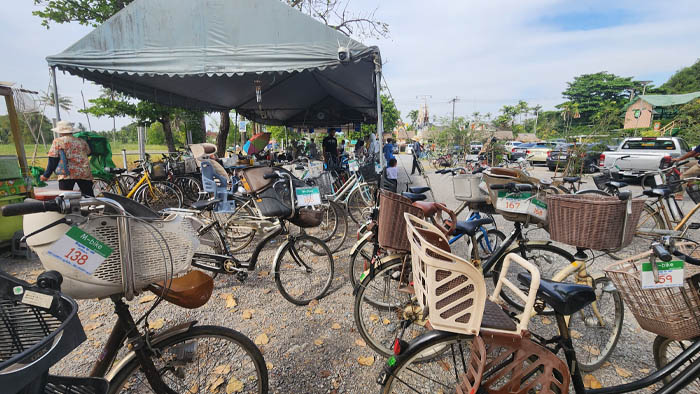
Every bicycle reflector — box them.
[393,338,409,356]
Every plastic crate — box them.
[453,173,488,202]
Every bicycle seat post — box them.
[574,247,587,261]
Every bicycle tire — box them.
[348,236,382,289]
[204,196,257,253]
[575,189,612,196]
[92,178,111,196]
[474,229,506,259]
[274,235,334,305]
[653,335,700,391]
[354,258,427,359]
[299,201,347,254]
[379,332,476,394]
[347,183,375,225]
[116,174,138,195]
[108,325,268,394]
[636,202,668,237]
[135,182,182,210]
[175,175,204,205]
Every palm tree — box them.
[531,104,542,133]
[40,91,72,112]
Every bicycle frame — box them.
[125,170,153,199]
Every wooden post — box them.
[4,93,29,177]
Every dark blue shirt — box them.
[383,143,394,161]
[694,145,700,154]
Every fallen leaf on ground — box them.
[614,364,632,378]
[266,362,274,370]
[308,299,319,307]
[355,339,367,347]
[225,378,244,393]
[383,318,391,325]
[219,293,231,299]
[84,322,103,331]
[582,344,600,356]
[213,364,231,375]
[187,384,198,394]
[583,374,602,389]
[138,294,157,304]
[258,270,269,277]
[638,368,650,374]
[225,294,237,309]
[209,376,225,392]
[321,370,332,378]
[570,329,582,339]
[357,356,375,366]
[305,311,312,317]
[254,333,269,345]
[148,318,165,330]
[263,289,272,294]
[331,323,341,330]
[89,312,105,320]
[242,309,254,320]
[369,314,379,322]
[314,338,324,346]
[541,317,552,325]
[314,308,325,314]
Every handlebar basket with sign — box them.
[309,171,334,198]
[378,190,423,252]
[453,173,489,203]
[149,162,167,180]
[546,194,644,250]
[483,169,546,225]
[23,198,199,300]
[604,243,700,341]
[359,162,379,183]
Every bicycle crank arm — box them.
[191,253,243,275]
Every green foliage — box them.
[559,71,641,125]
[32,0,134,28]
[407,110,419,128]
[146,122,165,144]
[356,94,400,138]
[0,113,54,144]
[659,59,700,94]
[675,99,700,146]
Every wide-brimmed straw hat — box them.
[51,120,78,134]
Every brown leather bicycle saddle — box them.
[412,201,443,216]
[146,270,214,309]
[490,167,520,177]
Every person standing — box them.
[383,138,395,163]
[354,139,366,160]
[411,139,423,175]
[40,121,94,196]
[322,129,338,168]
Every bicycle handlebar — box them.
[1,200,61,216]
[653,239,700,266]
[652,242,673,262]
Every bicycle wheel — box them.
[108,325,268,394]
[653,335,700,392]
[636,203,667,238]
[568,274,624,371]
[116,174,138,195]
[191,217,227,279]
[175,175,204,205]
[379,332,476,394]
[474,229,506,259]
[93,178,111,196]
[297,201,347,254]
[204,197,258,253]
[274,235,334,305]
[354,258,427,358]
[348,236,382,288]
[347,183,376,225]
[136,182,182,211]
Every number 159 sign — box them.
[48,227,113,275]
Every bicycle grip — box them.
[1,200,61,216]
[652,243,673,262]
[489,183,508,190]
[672,249,700,266]
[263,172,278,180]
[676,159,690,167]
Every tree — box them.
[559,71,641,125]
[407,109,419,129]
[674,98,700,146]
[40,91,72,112]
[530,104,542,134]
[515,100,529,124]
[659,59,700,94]
[360,94,400,138]
[216,111,231,157]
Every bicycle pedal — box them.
[236,271,248,282]
[689,222,700,230]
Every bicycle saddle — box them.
[643,188,672,198]
[146,270,214,309]
[490,167,520,177]
[563,176,580,183]
[408,186,431,194]
[191,198,222,211]
[412,201,441,216]
[517,273,596,315]
[606,181,627,189]
[401,192,427,202]
[454,218,494,237]
[104,167,126,174]
[102,192,160,218]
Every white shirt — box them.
[386,166,398,179]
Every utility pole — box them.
[448,97,461,125]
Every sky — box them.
[2,0,700,131]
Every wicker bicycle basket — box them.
[546,194,645,250]
[604,244,700,341]
[378,190,423,251]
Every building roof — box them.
[493,130,514,140]
[628,92,700,109]
[516,133,540,142]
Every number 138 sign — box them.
[48,227,113,275]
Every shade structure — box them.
[243,132,272,155]
[46,0,380,127]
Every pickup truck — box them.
[599,137,691,177]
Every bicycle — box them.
[190,166,335,305]
[3,192,268,393]
[378,237,700,393]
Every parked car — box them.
[511,143,535,160]
[599,137,690,176]
[513,142,555,164]
[504,141,522,158]
[470,142,483,154]
[405,144,413,155]
[546,143,605,173]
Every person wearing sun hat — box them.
[40,121,94,196]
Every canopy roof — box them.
[46,0,380,127]
[628,92,700,109]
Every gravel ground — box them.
[1,154,697,393]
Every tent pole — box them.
[375,65,385,168]
[51,66,61,123]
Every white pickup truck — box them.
[599,137,691,177]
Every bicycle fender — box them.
[271,239,292,274]
[350,231,374,256]
[104,321,197,382]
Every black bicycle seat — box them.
[454,218,494,237]
[563,176,580,183]
[191,198,222,211]
[401,192,426,202]
[105,167,126,175]
[102,192,160,218]
[643,188,672,198]
[409,186,431,194]
[606,181,627,189]
[517,273,596,315]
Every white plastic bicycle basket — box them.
[24,211,199,300]
[453,173,488,202]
